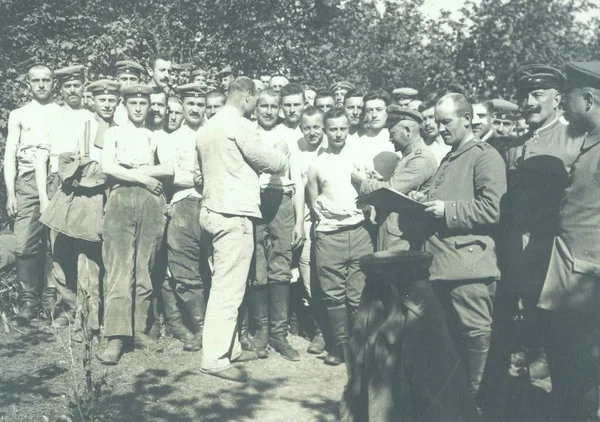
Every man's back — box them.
[198,106,286,218]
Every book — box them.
[356,187,427,218]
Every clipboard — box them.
[357,187,427,218]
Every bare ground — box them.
[0,321,346,422]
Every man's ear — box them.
[553,91,562,109]
[583,91,594,111]
[464,112,472,128]
[147,67,154,79]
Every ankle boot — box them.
[13,257,42,326]
[163,281,193,342]
[324,304,349,366]
[180,288,206,352]
[268,283,300,361]
[239,298,268,358]
[97,337,125,365]
[307,327,326,355]
[464,333,492,398]
[249,285,269,352]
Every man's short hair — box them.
[481,100,495,114]
[206,89,227,102]
[27,64,53,80]
[314,89,334,103]
[418,94,438,112]
[280,83,304,99]
[437,93,473,120]
[229,76,256,96]
[324,107,348,125]
[149,53,171,70]
[363,90,391,106]
[343,89,365,104]
[258,88,281,103]
[302,106,324,120]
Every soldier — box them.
[147,53,173,94]
[268,74,289,93]
[165,96,184,134]
[293,106,327,354]
[504,64,583,387]
[147,89,168,132]
[391,87,419,108]
[490,99,519,136]
[353,107,437,251]
[217,65,235,94]
[307,108,374,366]
[113,60,146,126]
[197,77,287,382]
[304,84,317,107]
[537,61,600,420]
[191,68,207,85]
[157,83,208,350]
[354,90,394,172]
[247,88,303,361]
[343,89,365,146]
[82,87,96,113]
[314,90,335,114]
[420,99,451,168]
[515,117,528,137]
[253,79,267,93]
[205,90,226,120]
[5,64,62,326]
[97,84,174,364]
[472,102,494,142]
[411,93,507,400]
[330,81,355,108]
[39,79,116,334]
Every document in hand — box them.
[356,187,427,219]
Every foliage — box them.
[0,0,598,225]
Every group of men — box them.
[4,54,600,420]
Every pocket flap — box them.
[573,257,600,279]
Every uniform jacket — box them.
[506,117,583,234]
[360,139,437,251]
[424,138,507,282]
[196,105,287,219]
[539,127,600,311]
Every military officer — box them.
[537,61,600,421]
[353,107,437,251]
[330,81,355,108]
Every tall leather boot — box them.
[239,296,268,358]
[307,301,326,354]
[12,256,41,326]
[324,304,349,366]
[180,288,206,352]
[147,293,162,340]
[249,285,269,355]
[268,283,300,361]
[465,333,492,398]
[162,280,193,342]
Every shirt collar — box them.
[582,126,600,150]
[402,138,426,155]
[448,135,478,158]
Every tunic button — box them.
[452,203,456,207]
[452,216,457,221]
[468,248,474,253]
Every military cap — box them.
[564,61,600,89]
[386,105,423,128]
[191,68,207,77]
[217,65,233,76]
[360,250,433,281]
[392,87,419,98]
[115,60,145,77]
[55,65,86,84]
[87,79,121,96]
[514,64,566,92]
[330,81,355,93]
[176,83,208,98]
[121,84,154,98]
[489,99,519,121]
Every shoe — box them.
[267,283,300,361]
[269,338,300,361]
[52,313,71,329]
[97,338,124,365]
[133,333,164,352]
[307,333,326,354]
[12,301,39,327]
[201,366,248,383]
[240,335,268,359]
[232,350,259,363]
[324,344,345,366]
[183,330,203,352]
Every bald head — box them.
[435,93,474,147]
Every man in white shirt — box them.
[420,100,451,167]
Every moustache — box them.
[523,107,541,115]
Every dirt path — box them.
[0,324,346,422]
